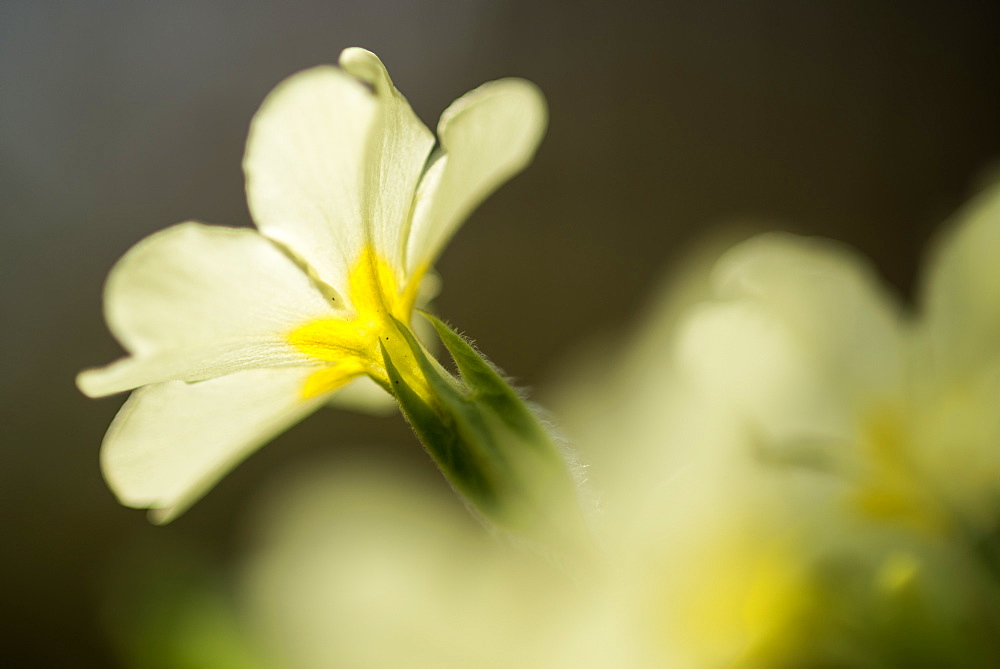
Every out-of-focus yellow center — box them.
[287,246,427,400]
[650,533,812,667]
[851,408,947,534]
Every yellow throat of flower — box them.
[649,533,813,667]
[287,246,428,400]
[850,408,948,535]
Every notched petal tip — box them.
[339,47,393,94]
[404,75,548,271]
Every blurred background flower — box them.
[3,0,1000,665]
[554,182,1000,665]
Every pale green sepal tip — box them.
[421,311,548,441]
[387,315,465,403]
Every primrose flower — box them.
[77,48,547,521]
[540,182,1000,666]
[575,181,1000,664]
[668,182,1000,539]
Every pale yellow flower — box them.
[543,182,1000,666]
[664,182,1000,536]
[77,48,546,521]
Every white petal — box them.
[241,462,560,668]
[77,222,336,397]
[244,65,374,296]
[339,48,436,274]
[920,181,1000,376]
[669,234,907,454]
[102,366,327,522]
[406,78,547,274]
[675,300,846,440]
[244,53,433,297]
[710,233,906,409]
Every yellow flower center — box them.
[647,532,813,667]
[850,408,948,534]
[287,246,428,400]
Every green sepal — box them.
[387,316,465,404]
[382,316,586,544]
[421,311,546,441]
[379,340,499,517]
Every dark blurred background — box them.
[2,1,999,665]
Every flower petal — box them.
[667,233,906,455]
[920,181,1000,376]
[708,233,906,409]
[339,48,436,275]
[102,366,328,523]
[675,299,823,428]
[405,78,547,274]
[77,222,337,398]
[243,65,374,296]
[244,52,434,298]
